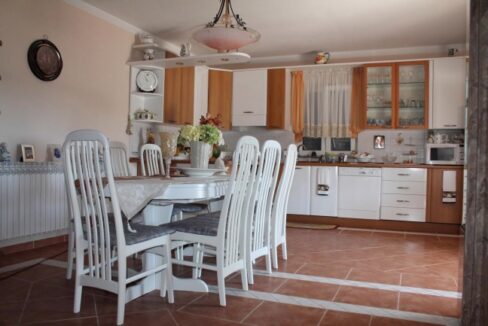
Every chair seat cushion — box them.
[170,212,220,236]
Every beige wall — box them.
[0,0,135,161]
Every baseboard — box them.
[287,215,462,235]
[0,233,68,255]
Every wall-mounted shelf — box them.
[127,52,251,69]
[132,119,163,124]
[131,91,163,97]
[132,43,164,52]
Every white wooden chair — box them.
[110,141,131,177]
[271,144,298,269]
[246,140,281,284]
[169,136,260,306]
[140,144,165,176]
[63,129,174,325]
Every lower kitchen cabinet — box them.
[310,167,338,217]
[426,167,464,224]
[287,166,311,215]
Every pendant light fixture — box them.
[192,0,260,53]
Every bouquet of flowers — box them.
[178,114,224,146]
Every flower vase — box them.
[190,141,212,169]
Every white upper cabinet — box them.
[232,70,267,126]
[431,57,467,129]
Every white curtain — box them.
[304,68,352,137]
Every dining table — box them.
[112,174,229,301]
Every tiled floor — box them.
[0,227,463,325]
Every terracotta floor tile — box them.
[0,277,31,303]
[0,301,24,325]
[371,316,438,326]
[28,282,75,301]
[21,295,96,324]
[170,311,242,325]
[296,262,352,279]
[347,268,401,285]
[12,264,65,283]
[0,243,66,267]
[334,286,398,309]
[254,256,307,273]
[275,279,339,301]
[25,317,99,325]
[99,309,176,326]
[399,293,461,317]
[319,310,370,326]
[401,273,458,291]
[226,274,286,293]
[243,301,325,326]
[180,293,261,322]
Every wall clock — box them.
[136,70,158,92]
[27,39,63,81]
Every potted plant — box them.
[178,114,224,169]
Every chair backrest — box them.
[110,141,131,177]
[140,144,164,176]
[248,140,281,253]
[271,144,297,243]
[217,136,260,268]
[63,129,126,281]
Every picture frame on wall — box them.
[48,144,62,162]
[373,135,385,149]
[20,144,36,162]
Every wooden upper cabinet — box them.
[426,167,464,224]
[164,67,195,125]
[362,61,429,129]
[208,70,233,130]
[267,68,286,129]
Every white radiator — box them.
[0,163,69,245]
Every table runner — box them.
[114,175,229,220]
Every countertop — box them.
[296,161,465,169]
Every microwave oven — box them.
[426,144,464,165]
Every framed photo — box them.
[373,135,385,149]
[21,144,36,162]
[48,144,62,162]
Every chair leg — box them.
[66,230,75,280]
[247,257,254,285]
[73,256,83,313]
[162,239,174,303]
[265,252,272,274]
[216,269,226,307]
[240,268,248,291]
[282,241,288,261]
[116,260,127,326]
[271,245,279,269]
[192,243,200,279]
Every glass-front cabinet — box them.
[363,61,429,129]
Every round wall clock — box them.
[27,39,63,81]
[136,70,158,92]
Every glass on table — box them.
[160,131,178,178]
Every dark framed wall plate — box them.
[27,39,63,81]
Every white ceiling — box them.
[82,0,467,58]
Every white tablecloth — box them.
[114,176,229,219]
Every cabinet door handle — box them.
[397,186,409,190]
[396,200,410,203]
[359,171,367,175]
[243,111,254,114]
[396,213,410,216]
[443,124,458,127]
[397,173,410,176]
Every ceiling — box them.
[82,0,467,58]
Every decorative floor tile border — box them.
[210,286,460,326]
[253,269,462,299]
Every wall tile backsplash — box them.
[357,129,427,163]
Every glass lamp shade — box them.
[192,26,260,52]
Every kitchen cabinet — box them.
[267,69,286,129]
[232,70,267,126]
[380,168,427,222]
[287,166,311,215]
[310,167,338,216]
[208,70,232,130]
[338,167,382,219]
[363,61,429,129]
[164,66,208,125]
[426,167,464,224]
[431,57,467,129]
